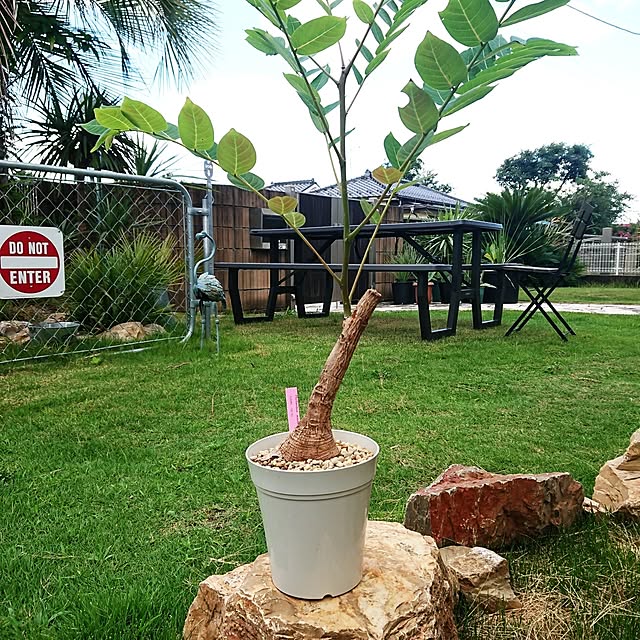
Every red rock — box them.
[404,465,583,549]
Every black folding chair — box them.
[501,202,594,341]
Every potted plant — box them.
[87,0,576,599]
[388,245,423,304]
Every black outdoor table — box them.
[226,220,503,340]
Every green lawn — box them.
[1,310,640,639]
[536,285,640,305]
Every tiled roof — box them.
[267,179,319,194]
[311,170,467,209]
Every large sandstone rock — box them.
[0,320,30,344]
[439,546,521,613]
[183,520,458,640]
[592,430,640,517]
[99,321,166,341]
[404,465,583,549]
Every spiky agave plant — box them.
[85,0,577,461]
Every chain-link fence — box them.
[0,162,201,365]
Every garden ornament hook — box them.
[193,230,225,353]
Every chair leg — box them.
[506,283,571,341]
[505,286,539,336]
[530,284,576,335]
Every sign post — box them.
[0,226,65,299]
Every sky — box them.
[136,1,640,220]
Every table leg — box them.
[471,230,483,329]
[447,230,463,335]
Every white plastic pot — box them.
[246,429,379,599]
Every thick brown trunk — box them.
[279,288,382,461]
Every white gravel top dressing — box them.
[250,440,374,471]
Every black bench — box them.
[215,261,502,341]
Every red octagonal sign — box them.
[0,226,65,299]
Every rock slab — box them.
[404,465,584,549]
[439,546,521,612]
[183,520,458,640]
[592,430,640,517]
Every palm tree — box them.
[0,0,218,163]
[471,187,569,266]
[23,90,134,172]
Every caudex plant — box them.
[86,0,575,462]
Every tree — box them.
[0,0,218,164]
[560,171,632,232]
[405,158,452,193]
[495,143,592,193]
[90,0,576,462]
[23,91,134,172]
[495,143,632,231]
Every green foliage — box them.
[66,234,183,330]
[471,187,569,265]
[560,171,632,232]
[495,143,632,231]
[23,90,134,171]
[419,204,478,263]
[495,142,593,191]
[386,245,425,282]
[88,0,577,313]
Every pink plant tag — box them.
[285,387,300,431]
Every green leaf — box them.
[423,85,452,105]
[398,80,438,134]
[396,133,431,166]
[442,84,493,115]
[90,128,116,152]
[323,101,339,114]
[291,16,347,55]
[415,32,468,90]
[378,7,392,27]
[360,198,374,216]
[372,166,402,184]
[365,50,390,75]
[439,0,498,47]
[384,132,402,168]
[457,38,576,94]
[283,212,306,228]
[81,119,109,136]
[94,107,135,131]
[268,195,298,215]
[370,21,384,44]
[353,0,374,24]
[502,0,570,27]
[178,98,214,151]
[358,41,374,62]
[277,0,302,8]
[151,123,180,142]
[195,143,217,161]
[245,28,279,55]
[217,129,257,175]
[311,67,331,91]
[228,172,265,191]
[375,24,409,54]
[427,124,468,145]
[121,97,167,133]
[353,66,364,85]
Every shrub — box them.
[66,233,183,330]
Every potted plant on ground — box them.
[87,0,576,599]
[388,245,423,304]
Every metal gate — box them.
[0,161,215,365]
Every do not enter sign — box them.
[0,226,65,299]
